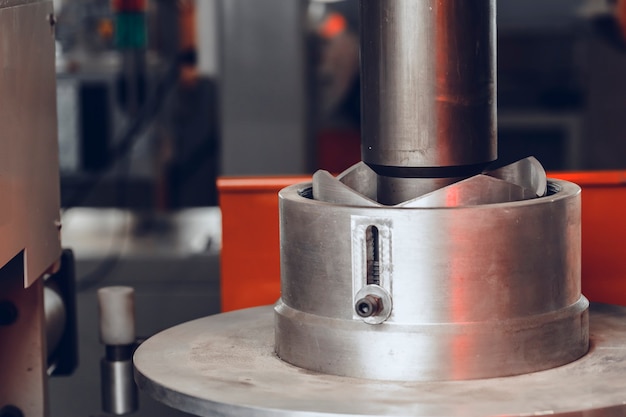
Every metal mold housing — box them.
[275,179,588,381]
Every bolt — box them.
[355,295,382,318]
[47,13,56,27]
[0,405,24,417]
[47,13,57,35]
[0,301,18,326]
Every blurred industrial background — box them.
[44,0,626,415]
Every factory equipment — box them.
[98,286,139,415]
[135,0,626,416]
[0,1,77,416]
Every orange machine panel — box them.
[218,176,309,312]
[551,171,626,306]
[218,172,626,312]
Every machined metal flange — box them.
[276,173,587,381]
[134,304,626,417]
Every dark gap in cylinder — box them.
[366,226,380,286]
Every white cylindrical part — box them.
[98,286,136,346]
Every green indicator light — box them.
[115,13,147,49]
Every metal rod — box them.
[101,359,138,415]
[360,0,497,176]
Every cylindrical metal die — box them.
[360,0,497,173]
[275,180,588,381]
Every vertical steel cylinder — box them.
[360,0,497,175]
[101,359,138,415]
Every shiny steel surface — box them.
[360,0,497,172]
[319,160,545,207]
[484,156,548,197]
[375,175,462,205]
[135,304,626,417]
[313,170,378,207]
[398,174,536,207]
[336,162,377,200]
[276,179,587,381]
[102,359,139,415]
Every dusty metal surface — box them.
[134,304,626,417]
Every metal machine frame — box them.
[0,1,64,416]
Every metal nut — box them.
[355,295,382,318]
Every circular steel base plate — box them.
[134,304,626,417]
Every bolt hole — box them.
[358,302,372,316]
[0,301,18,326]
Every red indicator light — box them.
[112,0,146,13]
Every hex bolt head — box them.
[355,295,382,318]
[0,301,18,326]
